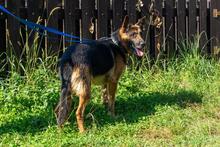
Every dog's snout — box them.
[140,42,145,48]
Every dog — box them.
[55,15,146,132]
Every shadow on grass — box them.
[86,90,202,127]
[0,109,55,135]
[0,90,202,135]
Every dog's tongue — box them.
[135,49,144,57]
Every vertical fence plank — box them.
[142,0,151,15]
[27,0,45,50]
[149,0,156,59]
[7,0,24,57]
[112,0,125,31]
[46,0,62,53]
[0,0,6,53]
[210,0,220,56]
[127,0,137,24]
[149,24,155,59]
[64,0,80,46]
[0,0,6,75]
[97,0,110,38]
[199,0,208,54]
[141,0,151,40]
[27,0,45,23]
[188,0,197,40]
[0,12,6,55]
[149,0,160,59]
[81,0,95,39]
[165,0,175,57]
[154,0,163,57]
[177,0,186,42]
[141,0,151,58]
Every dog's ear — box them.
[136,16,146,26]
[121,15,129,32]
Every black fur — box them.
[59,31,127,77]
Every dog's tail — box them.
[55,63,73,127]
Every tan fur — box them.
[76,95,89,133]
[119,29,131,54]
[56,15,145,132]
[92,66,114,85]
[71,66,90,97]
[119,28,129,40]
[71,57,126,132]
[93,54,126,85]
[130,25,141,35]
[99,54,126,116]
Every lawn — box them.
[0,48,220,146]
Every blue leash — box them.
[0,5,93,43]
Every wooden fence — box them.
[0,0,220,61]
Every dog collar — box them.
[110,33,128,65]
[111,34,119,46]
[111,33,128,54]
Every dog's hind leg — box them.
[75,81,91,133]
[72,66,91,132]
[76,94,90,133]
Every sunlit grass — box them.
[0,30,220,146]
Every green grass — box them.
[0,42,220,146]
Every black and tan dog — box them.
[55,16,146,132]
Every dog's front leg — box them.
[107,81,118,117]
[102,84,108,108]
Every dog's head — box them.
[119,15,146,57]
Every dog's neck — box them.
[111,30,128,64]
[111,31,129,53]
[111,31,120,46]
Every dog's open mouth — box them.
[134,48,144,57]
[131,44,144,57]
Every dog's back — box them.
[60,40,115,77]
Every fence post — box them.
[177,0,186,43]
[46,0,63,54]
[141,0,151,58]
[7,0,25,57]
[64,0,80,47]
[165,0,175,57]
[188,0,197,40]
[154,0,163,58]
[97,0,110,38]
[127,0,137,24]
[81,0,95,39]
[0,0,6,75]
[199,0,208,54]
[27,0,45,53]
[112,0,125,31]
[210,0,220,56]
